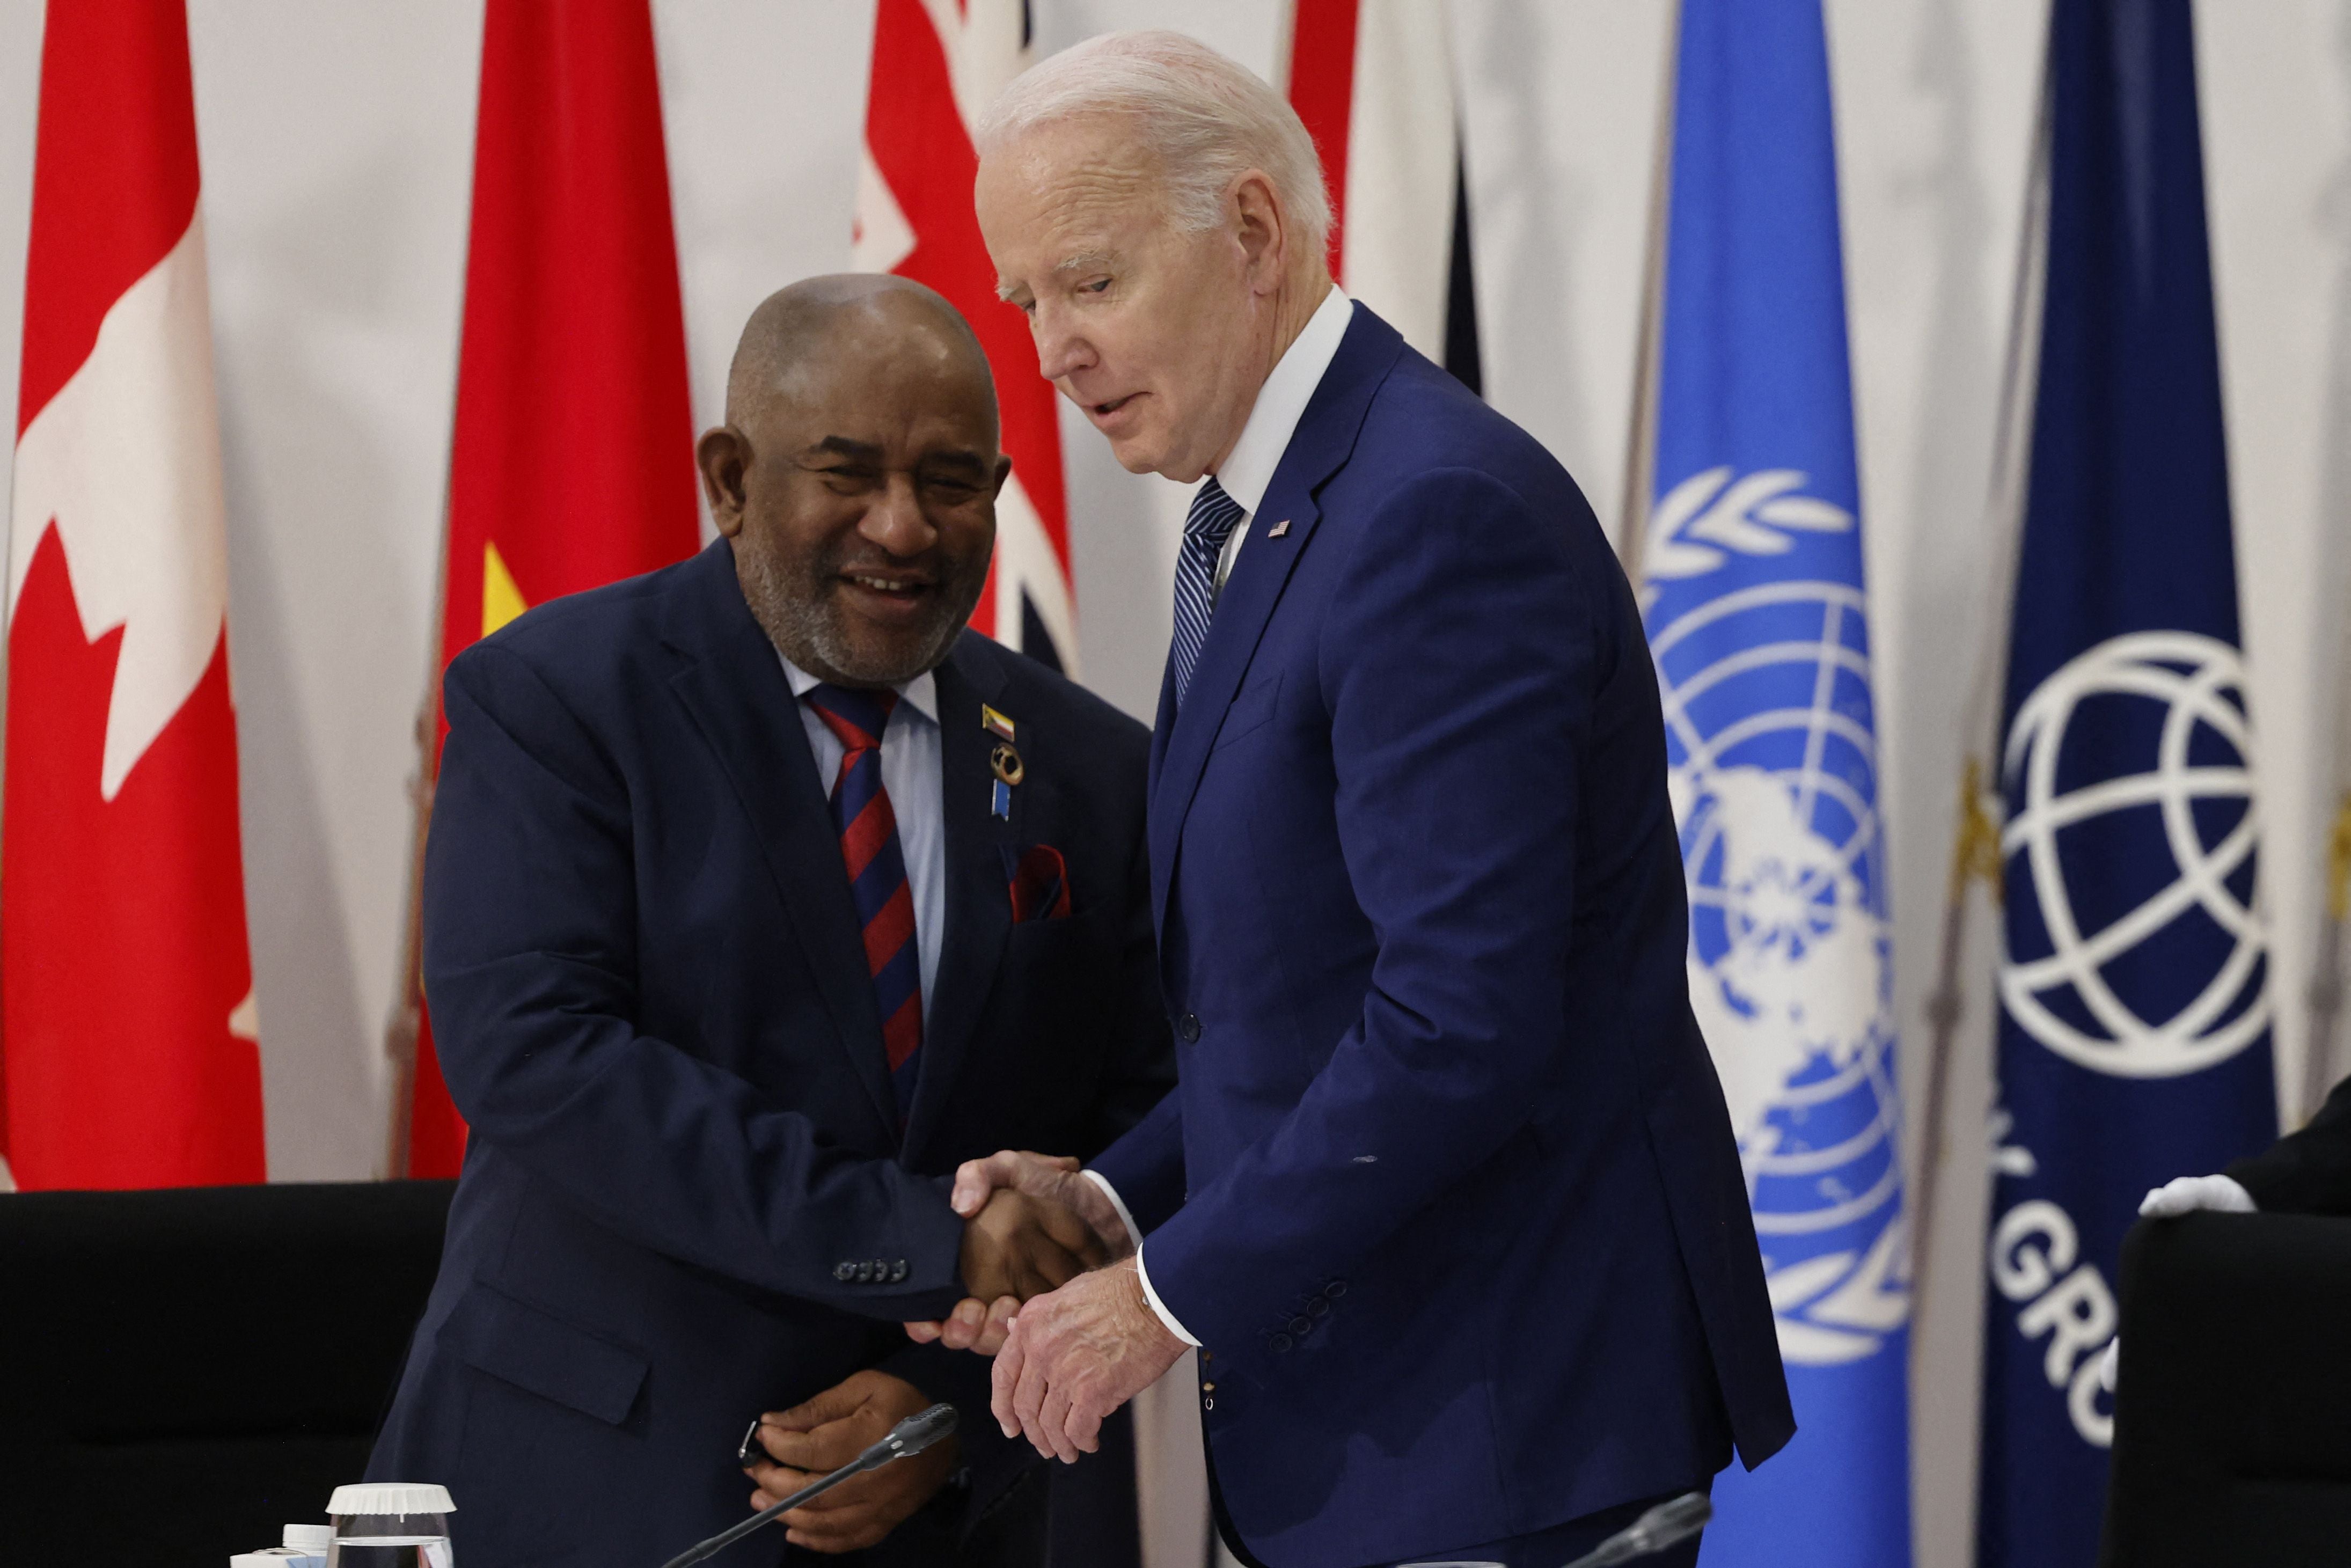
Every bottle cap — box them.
[327,1483,455,1518]
[284,1525,335,1552]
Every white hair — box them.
[975,30,1333,271]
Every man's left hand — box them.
[992,1257,1185,1463]
[744,1368,959,1553]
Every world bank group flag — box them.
[1630,3,1910,1566]
[1978,4,2279,1566]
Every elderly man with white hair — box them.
[914,31,1795,1568]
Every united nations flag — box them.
[1976,5,2280,1565]
[1629,3,1911,1565]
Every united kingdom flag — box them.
[857,0,1075,671]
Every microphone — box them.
[1556,1491,1712,1568]
[656,1403,959,1568]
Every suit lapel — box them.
[1146,650,1178,812]
[902,636,1014,1162]
[659,541,898,1139]
[1147,309,1406,936]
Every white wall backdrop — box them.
[3,4,2347,1563]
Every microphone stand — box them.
[656,1403,958,1568]
[1405,1491,1711,1568]
[1555,1491,1712,1568]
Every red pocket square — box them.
[1006,844,1073,923]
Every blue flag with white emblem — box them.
[1632,3,1911,1565]
[1979,4,2278,1564]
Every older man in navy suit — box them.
[926,31,1796,1568]
[368,276,1173,1566]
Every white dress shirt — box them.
[779,654,944,1020]
[1108,284,1358,1346]
[1210,285,1356,598]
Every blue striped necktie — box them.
[802,683,922,1125]
[1170,476,1246,708]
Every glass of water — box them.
[325,1483,455,1568]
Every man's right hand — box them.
[958,1186,1111,1304]
[910,1152,1136,1354]
[951,1150,1133,1255]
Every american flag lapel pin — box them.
[1266,517,1292,538]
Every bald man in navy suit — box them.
[370,277,1172,1567]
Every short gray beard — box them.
[736,539,973,687]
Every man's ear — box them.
[696,426,750,538]
[991,453,1013,501]
[1232,171,1288,294]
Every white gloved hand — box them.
[2138,1173,2257,1218]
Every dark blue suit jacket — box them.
[370,540,1173,1567]
[1088,307,1795,1567]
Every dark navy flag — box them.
[1981,4,2279,1565]
[1632,4,1910,1566]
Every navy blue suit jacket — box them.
[1088,307,1795,1567]
[370,540,1173,1566]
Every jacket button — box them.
[1324,1279,1348,1299]
[1176,1013,1202,1044]
[834,1262,856,1282]
[857,1261,877,1282]
[1269,1333,1293,1353]
[890,1259,909,1282]
[1307,1297,1330,1317]
[1287,1315,1313,1335]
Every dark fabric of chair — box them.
[2100,1211,2351,1566]
[0,1179,453,1566]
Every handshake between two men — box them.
[736,1152,1183,1549]
[912,1152,1189,1462]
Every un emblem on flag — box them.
[1648,538,1910,1367]
[2000,631,2270,1078]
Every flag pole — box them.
[1613,0,1680,572]
[2304,794,2351,1125]
[382,499,450,1181]
[1909,52,2051,1340]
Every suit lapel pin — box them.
[984,710,1023,818]
[1267,517,1292,538]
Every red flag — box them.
[858,0,1076,671]
[397,0,700,1177]
[2,0,263,1191]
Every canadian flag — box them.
[858,0,1075,672]
[2,0,263,1191]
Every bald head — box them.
[698,273,1009,691]
[726,274,998,443]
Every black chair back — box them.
[2101,1211,2351,1565]
[0,1180,453,1565]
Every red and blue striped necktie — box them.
[804,683,922,1124]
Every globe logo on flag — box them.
[1998,631,2271,1079]
[1645,468,1910,1367]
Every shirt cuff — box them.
[1081,1169,1200,1347]
[1080,1169,1142,1249]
